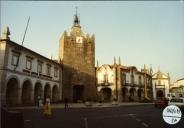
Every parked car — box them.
[167,93,176,101]
[154,97,168,108]
[168,98,184,110]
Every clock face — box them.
[76,36,83,43]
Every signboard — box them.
[162,105,182,125]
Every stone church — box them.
[59,13,97,102]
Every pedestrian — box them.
[37,96,41,107]
[38,97,43,108]
[64,97,69,110]
[43,98,52,118]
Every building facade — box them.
[0,27,62,106]
[59,13,97,102]
[170,78,184,97]
[152,70,170,100]
[96,57,153,102]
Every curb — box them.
[10,103,154,110]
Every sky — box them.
[1,1,184,82]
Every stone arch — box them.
[52,85,60,103]
[122,87,128,98]
[137,88,143,100]
[6,75,20,88]
[73,85,84,102]
[129,88,136,96]
[34,82,42,104]
[6,77,19,105]
[100,88,112,101]
[44,83,51,102]
[129,88,136,101]
[22,79,32,105]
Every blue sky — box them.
[1,1,184,82]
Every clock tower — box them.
[59,12,96,102]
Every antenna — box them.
[22,16,30,45]
[75,6,78,15]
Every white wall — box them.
[7,45,60,81]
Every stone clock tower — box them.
[59,12,97,102]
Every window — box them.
[54,67,58,77]
[104,74,108,84]
[37,62,42,74]
[139,76,142,85]
[131,75,134,84]
[121,73,126,85]
[47,64,51,76]
[158,80,161,85]
[26,58,32,70]
[11,54,19,66]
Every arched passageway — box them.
[129,88,135,96]
[137,89,143,100]
[44,84,51,101]
[73,85,84,102]
[34,82,42,104]
[101,88,112,101]
[22,80,32,104]
[122,87,128,99]
[6,78,19,105]
[52,85,60,103]
[129,88,136,101]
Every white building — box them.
[0,27,62,106]
[170,78,184,97]
[152,70,170,100]
[96,58,152,102]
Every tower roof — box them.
[73,14,80,27]
[71,7,83,37]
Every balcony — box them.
[97,82,113,87]
[123,83,131,86]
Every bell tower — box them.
[59,10,97,102]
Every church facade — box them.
[96,57,153,102]
[152,70,170,100]
[170,78,184,97]
[59,13,97,102]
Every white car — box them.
[168,98,184,110]
[167,93,176,101]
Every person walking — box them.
[37,96,43,115]
[64,97,69,110]
[38,97,43,108]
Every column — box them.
[30,88,34,104]
[17,87,22,105]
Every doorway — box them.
[73,85,84,102]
